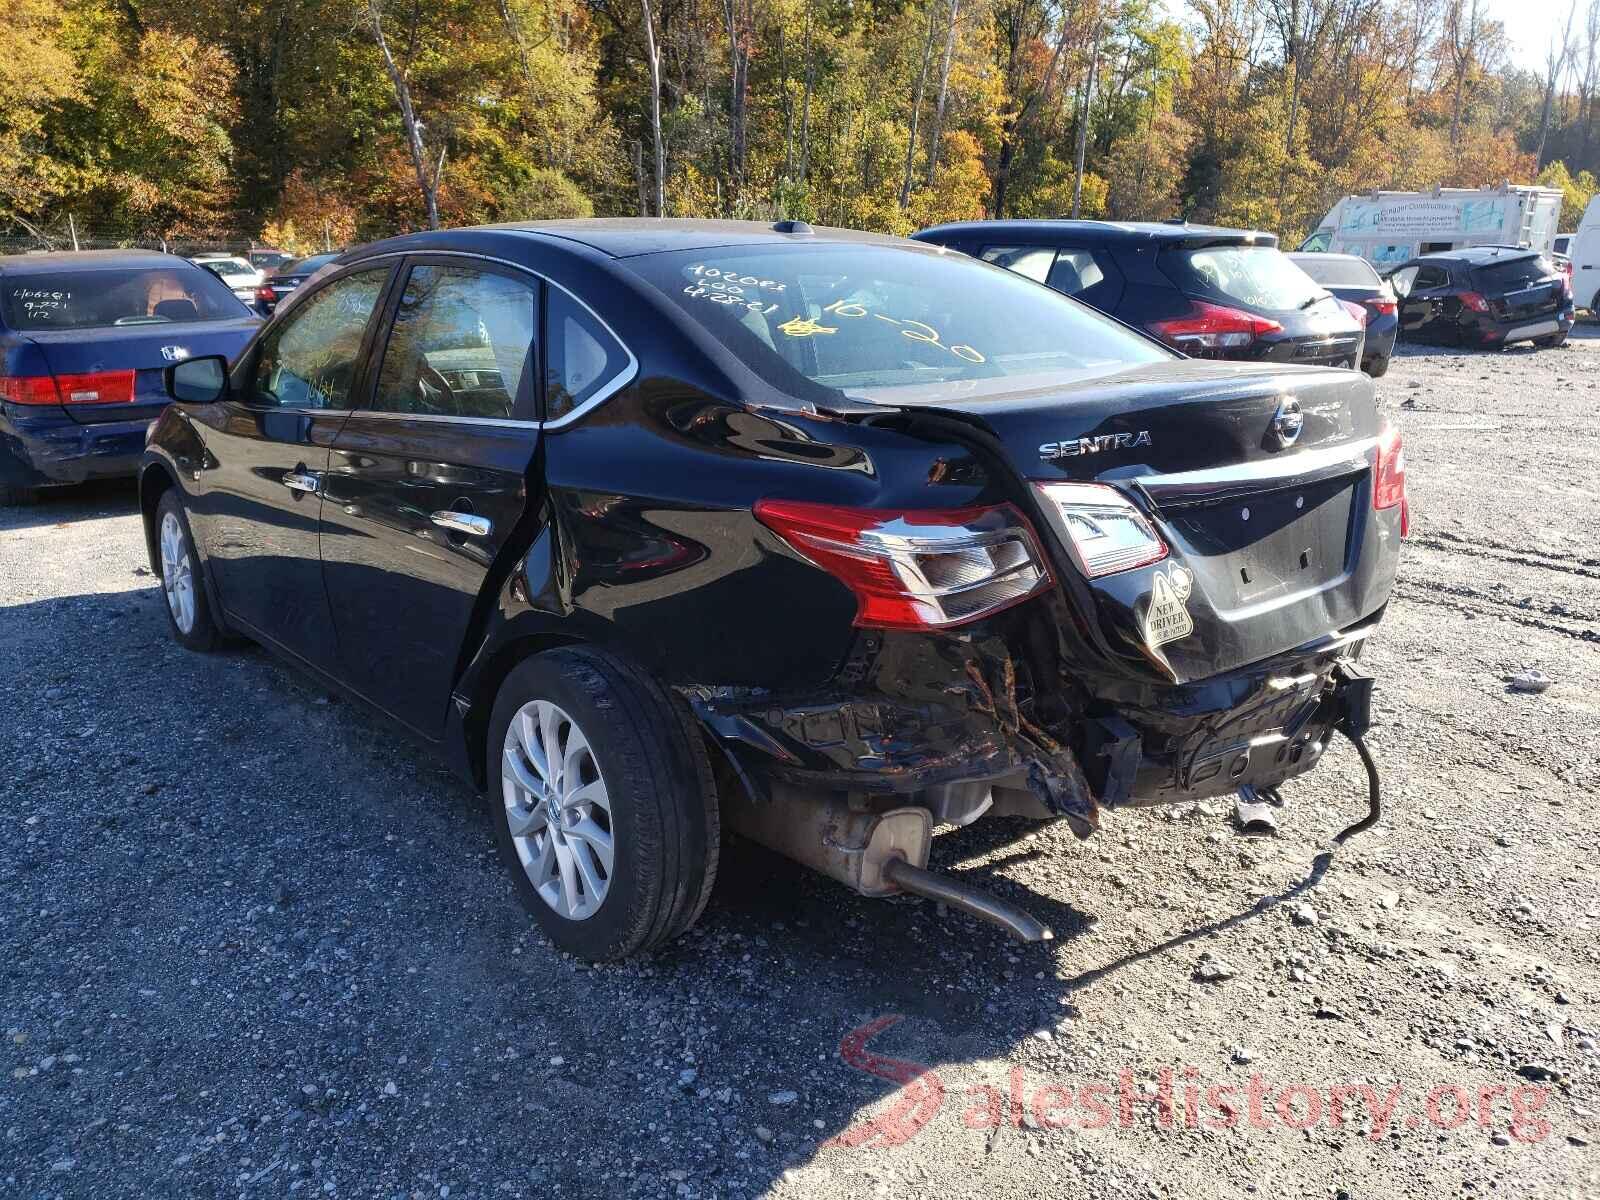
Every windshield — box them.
[1289,255,1380,287]
[1163,245,1326,311]
[624,243,1170,404]
[2,266,249,330]
[1473,257,1555,291]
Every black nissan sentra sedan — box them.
[140,219,1407,960]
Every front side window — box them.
[371,265,537,420]
[250,267,388,410]
[1161,245,1325,312]
[625,244,1169,406]
[2,266,248,330]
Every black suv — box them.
[141,220,1404,960]
[912,220,1365,369]
[1385,248,1575,349]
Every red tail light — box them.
[0,375,63,405]
[1374,423,1408,537]
[256,285,277,302]
[1338,299,1368,325]
[752,499,1051,629]
[1366,297,1397,316]
[1458,291,1492,313]
[1147,302,1283,352]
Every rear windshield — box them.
[2,266,248,330]
[1162,245,1325,311]
[1290,255,1380,287]
[1473,257,1555,291]
[623,243,1170,405]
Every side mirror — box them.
[166,354,229,404]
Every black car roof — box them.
[913,218,1278,248]
[0,249,187,275]
[345,219,909,263]
[1417,246,1540,264]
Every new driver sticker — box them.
[1142,565,1194,649]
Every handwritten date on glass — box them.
[817,300,985,362]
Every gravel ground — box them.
[3,335,1599,1200]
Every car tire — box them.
[155,491,222,652]
[1365,356,1389,378]
[487,647,719,960]
[1534,332,1568,348]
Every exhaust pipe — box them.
[882,858,1054,943]
[722,784,1054,943]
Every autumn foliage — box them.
[0,0,1596,247]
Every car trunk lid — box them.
[846,360,1389,682]
[25,317,259,424]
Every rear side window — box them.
[544,288,632,421]
[1160,245,1323,312]
[2,266,247,330]
[371,265,537,421]
[1473,257,1554,292]
[1291,256,1380,287]
[625,243,1168,406]
[979,245,1107,296]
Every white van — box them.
[1562,196,1600,311]
[1299,185,1563,269]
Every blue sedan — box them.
[0,250,260,503]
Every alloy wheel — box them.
[500,699,615,920]
[159,510,196,634]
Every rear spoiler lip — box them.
[1129,437,1376,511]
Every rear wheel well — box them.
[139,465,176,575]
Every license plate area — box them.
[1166,474,1357,611]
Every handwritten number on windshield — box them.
[821,300,985,363]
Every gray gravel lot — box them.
[4,335,1599,1199]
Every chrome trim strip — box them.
[1132,437,1376,510]
[338,409,533,430]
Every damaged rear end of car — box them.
[464,228,1407,942]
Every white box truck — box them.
[1298,184,1563,268]
[1561,194,1600,310]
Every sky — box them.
[1491,0,1578,73]
[1165,0,1574,76]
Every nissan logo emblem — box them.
[1271,396,1304,448]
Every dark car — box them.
[0,250,260,503]
[911,220,1366,370]
[140,219,1405,961]
[1288,252,1399,377]
[1385,248,1575,349]
[255,252,342,315]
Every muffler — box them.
[724,785,1053,942]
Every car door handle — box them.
[281,471,321,494]
[431,511,492,537]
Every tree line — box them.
[3,0,1599,253]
